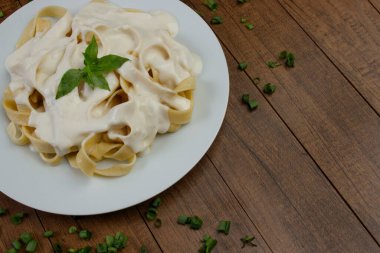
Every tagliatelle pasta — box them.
[2,0,202,177]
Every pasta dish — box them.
[2,0,202,177]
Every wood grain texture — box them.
[138,157,272,253]
[277,0,380,113]
[368,0,380,12]
[185,0,380,243]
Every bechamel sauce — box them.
[5,1,202,156]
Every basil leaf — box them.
[87,72,110,91]
[56,69,83,99]
[83,36,98,65]
[91,55,129,73]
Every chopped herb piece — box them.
[108,247,117,253]
[238,62,248,70]
[154,218,162,228]
[199,234,217,253]
[189,216,203,230]
[106,235,114,246]
[68,249,77,253]
[151,197,162,208]
[20,232,33,244]
[211,16,223,24]
[53,243,63,253]
[266,61,281,68]
[12,240,22,250]
[43,230,54,238]
[253,77,260,84]
[240,235,257,248]
[237,0,248,3]
[11,212,25,224]
[79,230,92,240]
[242,94,250,104]
[263,83,276,94]
[248,99,258,111]
[278,50,288,59]
[0,207,7,215]
[0,10,4,18]
[285,52,295,67]
[5,249,17,253]
[113,232,128,249]
[26,240,37,252]
[217,220,231,235]
[96,243,107,253]
[140,245,148,253]
[146,207,158,221]
[177,215,189,225]
[77,246,92,253]
[69,226,78,234]
[245,23,254,30]
[240,18,247,23]
[203,0,218,11]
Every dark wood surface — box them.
[0,0,379,252]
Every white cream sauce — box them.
[5,1,202,156]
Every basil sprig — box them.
[56,36,129,99]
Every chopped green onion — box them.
[154,218,162,228]
[68,249,77,253]
[108,247,117,253]
[69,226,78,234]
[113,232,128,249]
[20,232,33,244]
[26,240,37,252]
[79,230,92,240]
[43,230,54,238]
[12,240,22,250]
[10,212,25,224]
[266,61,281,68]
[140,245,148,253]
[279,50,288,59]
[240,235,257,248]
[217,220,231,235]
[53,243,63,253]
[77,246,92,253]
[0,10,4,18]
[248,99,258,111]
[245,23,254,30]
[253,77,260,85]
[242,94,250,104]
[199,234,217,253]
[177,215,189,225]
[151,197,162,208]
[189,216,203,230]
[240,18,247,23]
[238,62,248,70]
[238,0,248,3]
[96,243,107,253]
[146,207,158,221]
[106,235,114,246]
[285,53,295,67]
[5,249,17,253]
[211,16,223,24]
[263,83,276,94]
[203,0,218,11]
[0,207,7,215]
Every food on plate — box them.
[2,0,202,177]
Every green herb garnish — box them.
[238,62,248,70]
[53,243,63,253]
[79,230,92,240]
[263,83,276,94]
[10,212,25,224]
[77,246,92,253]
[0,207,7,215]
[20,232,33,244]
[240,18,247,23]
[12,240,22,250]
[69,226,78,234]
[43,230,54,238]
[146,207,158,221]
[211,16,223,24]
[278,50,295,67]
[140,245,148,253]
[266,61,281,68]
[97,232,128,252]
[151,198,162,208]
[242,94,250,104]
[154,218,162,228]
[68,249,77,253]
[199,234,217,253]
[0,10,4,18]
[5,249,17,253]
[189,216,203,230]
[217,220,231,235]
[253,77,260,85]
[25,240,37,252]
[203,0,218,11]
[245,23,254,30]
[240,235,257,248]
[56,36,129,99]
[114,232,128,249]
[247,99,258,110]
[177,215,189,225]
[237,0,248,3]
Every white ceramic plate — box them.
[0,0,229,215]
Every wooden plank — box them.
[138,157,272,252]
[368,0,380,12]
[0,193,52,252]
[277,0,380,112]
[0,0,20,22]
[185,0,380,243]
[36,208,162,252]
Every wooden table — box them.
[1,0,379,252]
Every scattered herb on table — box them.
[242,94,259,111]
[199,234,217,253]
[238,0,248,3]
[25,239,37,252]
[240,18,247,23]
[238,62,248,70]
[77,246,92,253]
[5,249,17,253]
[68,249,77,253]
[245,23,254,30]
[79,230,92,240]
[53,243,63,253]
[20,232,33,244]
[242,94,250,104]
[0,10,4,18]
[12,240,22,250]
[240,235,257,248]
[154,218,162,228]
[266,61,281,68]
[146,197,162,221]
[0,207,7,216]
[96,232,128,252]
[10,212,25,224]
[211,16,223,24]
[177,215,190,225]
[203,0,218,11]
[217,220,231,235]
[56,36,129,99]
[43,230,54,238]
[140,245,148,253]
[278,50,295,67]
[69,226,78,234]
[263,83,276,94]
[253,77,261,85]
[177,215,203,230]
